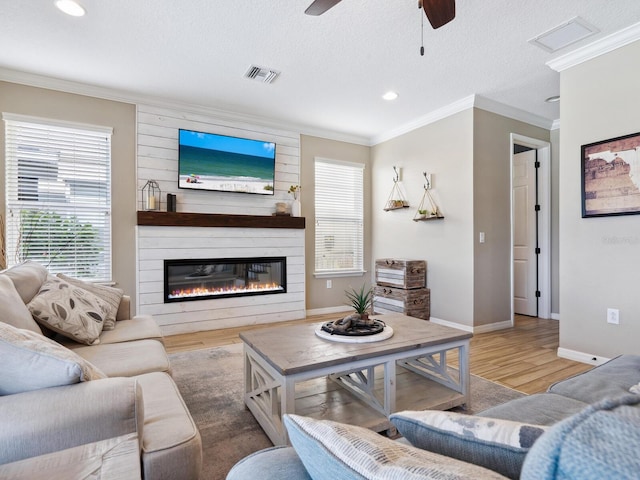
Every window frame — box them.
[3,113,113,282]
[313,156,365,278]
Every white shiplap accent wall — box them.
[136,104,305,334]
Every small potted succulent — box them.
[345,284,374,321]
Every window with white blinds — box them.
[3,114,113,281]
[314,158,364,275]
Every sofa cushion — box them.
[0,322,106,395]
[73,339,171,377]
[0,377,141,464]
[57,274,124,331]
[521,394,640,480]
[391,410,548,479]
[548,355,640,404]
[0,275,43,334]
[227,446,312,480]
[99,316,163,344]
[28,275,110,345]
[0,433,141,480]
[135,372,202,480]
[283,414,508,480]
[479,393,589,426]
[2,261,48,304]
[58,315,164,349]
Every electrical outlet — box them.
[479,232,485,244]
[326,280,332,289]
[607,308,619,325]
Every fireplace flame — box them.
[168,282,284,300]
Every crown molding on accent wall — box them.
[547,21,640,72]
[1,67,557,148]
[370,95,476,145]
[473,96,554,130]
[371,95,554,146]
[0,67,370,146]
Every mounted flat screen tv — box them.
[178,129,276,195]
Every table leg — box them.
[383,359,396,415]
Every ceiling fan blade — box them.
[305,0,342,16]
[421,0,455,29]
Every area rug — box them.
[169,343,525,480]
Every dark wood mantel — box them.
[137,211,305,229]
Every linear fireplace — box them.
[164,257,286,303]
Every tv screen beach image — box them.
[178,130,276,195]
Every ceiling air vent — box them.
[244,65,280,84]
[529,17,599,53]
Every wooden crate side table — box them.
[374,258,430,319]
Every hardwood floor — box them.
[164,314,592,395]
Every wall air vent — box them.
[244,65,280,84]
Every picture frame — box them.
[581,131,640,218]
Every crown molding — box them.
[551,119,561,130]
[547,21,640,72]
[370,95,554,145]
[370,95,476,145]
[473,96,554,130]
[0,67,370,146]
[1,67,557,148]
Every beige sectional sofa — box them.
[0,261,202,479]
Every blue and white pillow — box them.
[284,414,508,480]
[390,410,548,479]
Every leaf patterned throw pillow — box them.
[28,275,110,345]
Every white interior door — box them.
[512,150,537,316]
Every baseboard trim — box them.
[551,313,560,321]
[428,317,474,333]
[306,306,352,317]
[473,320,514,334]
[557,347,611,366]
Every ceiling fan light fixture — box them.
[55,0,86,17]
[545,95,560,103]
[382,91,399,101]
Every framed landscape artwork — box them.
[581,132,640,218]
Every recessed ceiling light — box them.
[55,0,86,17]
[382,91,398,101]
[545,95,560,103]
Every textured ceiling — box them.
[1,1,640,143]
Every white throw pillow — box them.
[0,322,106,395]
[28,275,110,345]
[284,414,508,480]
[0,275,43,334]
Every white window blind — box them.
[314,158,364,275]
[3,114,113,281]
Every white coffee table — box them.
[240,313,472,445]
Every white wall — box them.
[559,40,640,360]
[371,110,475,328]
[136,104,305,334]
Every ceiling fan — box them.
[304,0,456,29]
